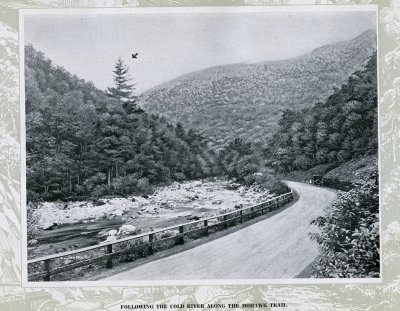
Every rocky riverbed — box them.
[28,178,275,259]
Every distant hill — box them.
[138,30,376,150]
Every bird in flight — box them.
[132,52,138,59]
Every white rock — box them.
[112,210,123,217]
[42,221,56,230]
[117,225,138,236]
[105,235,117,243]
[108,229,118,236]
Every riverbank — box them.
[28,178,276,259]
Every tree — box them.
[107,58,138,114]
[270,52,377,173]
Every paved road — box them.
[103,181,337,280]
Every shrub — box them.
[91,184,110,197]
[137,177,151,194]
[112,175,138,195]
[270,181,290,196]
[310,177,379,278]
[243,174,256,186]
[254,172,276,189]
[173,172,186,181]
[27,190,43,203]
[83,172,107,192]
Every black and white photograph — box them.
[23,7,379,283]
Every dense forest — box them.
[139,30,376,150]
[266,52,379,278]
[269,52,377,173]
[26,45,292,203]
[25,45,218,202]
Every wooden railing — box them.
[28,191,293,281]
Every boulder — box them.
[237,187,246,193]
[112,210,123,217]
[98,229,117,237]
[105,235,117,243]
[117,225,138,236]
[108,229,118,236]
[186,215,200,221]
[92,199,106,206]
[193,181,202,187]
[42,222,57,230]
[188,194,200,201]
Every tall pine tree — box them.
[107,58,142,114]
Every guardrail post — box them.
[106,244,113,268]
[223,215,228,229]
[177,226,184,245]
[239,210,243,223]
[204,220,208,236]
[250,207,254,219]
[148,233,154,254]
[44,259,51,281]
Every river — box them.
[29,178,272,259]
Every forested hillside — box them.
[139,30,376,150]
[25,45,217,202]
[270,52,377,173]
[267,52,379,278]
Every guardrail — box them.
[28,191,293,281]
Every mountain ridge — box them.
[141,29,376,95]
[138,30,376,149]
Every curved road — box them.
[103,181,337,280]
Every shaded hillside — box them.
[270,52,379,279]
[139,30,376,149]
[25,45,217,202]
[270,53,377,173]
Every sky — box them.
[24,8,376,94]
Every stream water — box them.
[30,179,269,259]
